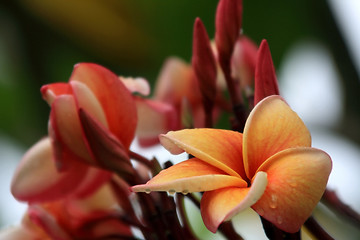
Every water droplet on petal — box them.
[168,189,176,195]
[145,189,151,194]
[182,190,189,195]
[269,202,277,209]
[276,216,283,224]
[269,194,277,209]
[289,180,297,188]
[271,194,277,202]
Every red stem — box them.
[304,216,334,240]
[322,189,360,227]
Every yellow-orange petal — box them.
[131,158,247,194]
[159,128,246,178]
[252,147,332,233]
[200,172,267,233]
[243,95,311,178]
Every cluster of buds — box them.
[2,0,335,240]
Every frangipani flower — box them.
[12,63,137,202]
[132,95,332,233]
[134,57,201,147]
[7,175,133,240]
[11,137,108,202]
[41,63,137,171]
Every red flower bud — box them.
[215,0,243,67]
[192,18,217,118]
[254,40,280,105]
[78,109,134,180]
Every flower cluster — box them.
[2,0,333,239]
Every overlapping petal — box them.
[159,128,246,178]
[11,138,87,202]
[70,81,108,128]
[136,98,179,147]
[201,171,267,233]
[50,95,92,164]
[28,205,72,240]
[154,57,194,104]
[252,147,332,233]
[78,109,134,179]
[69,167,112,199]
[132,158,246,193]
[41,82,72,106]
[121,77,150,96]
[243,95,311,178]
[69,63,137,149]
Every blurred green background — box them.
[1,0,359,148]
[0,0,359,147]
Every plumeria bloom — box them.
[41,63,137,172]
[11,137,108,202]
[118,75,178,147]
[135,57,202,147]
[4,174,134,240]
[11,63,137,202]
[132,95,332,233]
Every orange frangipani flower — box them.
[132,95,332,233]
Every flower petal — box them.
[50,95,93,164]
[120,76,150,96]
[136,98,179,147]
[28,205,72,240]
[192,18,217,112]
[41,83,72,106]
[200,171,267,233]
[70,167,112,199]
[78,218,133,239]
[243,95,311,178]
[154,57,194,104]
[70,80,108,128]
[231,36,258,90]
[11,138,87,202]
[215,0,242,67]
[132,158,247,193]
[78,109,134,179]
[48,119,84,171]
[254,40,279,105]
[159,128,246,178]
[69,63,137,149]
[252,147,332,233]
